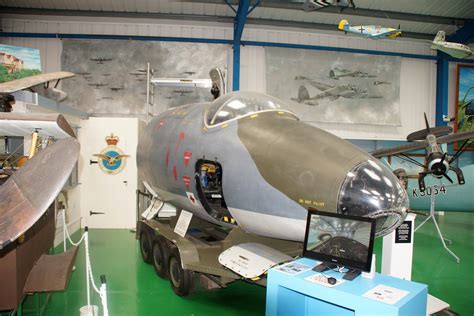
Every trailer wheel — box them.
[139,232,152,264]
[168,246,194,296]
[152,237,169,278]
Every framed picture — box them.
[454,64,474,151]
[0,44,42,83]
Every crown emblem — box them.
[105,133,119,146]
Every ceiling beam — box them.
[191,0,471,26]
[0,7,235,24]
[447,21,474,44]
[0,7,434,40]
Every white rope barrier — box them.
[100,276,109,316]
[60,209,85,247]
[59,209,109,316]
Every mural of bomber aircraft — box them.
[90,57,113,64]
[292,79,382,106]
[329,67,376,80]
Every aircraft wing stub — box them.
[437,130,474,145]
[371,130,474,158]
[370,141,428,158]
[0,72,75,94]
[0,113,76,138]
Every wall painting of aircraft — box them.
[292,78,382,106]
[329,67,376,80]
[338,20,402,39]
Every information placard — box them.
[395,221,412,243]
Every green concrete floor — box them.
[21,212,473,315]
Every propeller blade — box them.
[449,138,470,163]
[424,112,430,133]
[440,152,447,165]
[443,172,454,183]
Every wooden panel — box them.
[24,246,79,292]
[0,207,55,310]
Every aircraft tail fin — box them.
[297,85,310,101]
[433,30,445,43]
[338,20,349,31]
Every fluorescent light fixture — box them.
[150,78,212,88]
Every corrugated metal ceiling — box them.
[0,0,473,40]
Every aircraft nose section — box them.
[337,159,408,237]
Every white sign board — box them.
[362,284,409,305]
[174,210,193,238]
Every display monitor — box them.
[303,208,376,280]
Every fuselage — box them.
[137,92,408,241]
[431,41,472,59]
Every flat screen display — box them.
[303,208,376,272]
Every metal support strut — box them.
[414,191,460,263]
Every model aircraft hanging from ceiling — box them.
[431,31,473,59]
[371,113,474,192]
[303,0,355,12]
[338,20,402,40]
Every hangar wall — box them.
[1,15,438,140]
[0,14,452,232]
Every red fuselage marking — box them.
[175,132,185,156]
[165,146,170,168]
[183,151,192,167]
[182,175,190,189]
[173,165,178,181]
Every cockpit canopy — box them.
[205,91,298,127]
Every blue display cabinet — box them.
[266,258,427,316]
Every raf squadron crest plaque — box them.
[93,133,130,175]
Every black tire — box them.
[139,232,152,264]
[152,237,169,278]
[168,246,194,296]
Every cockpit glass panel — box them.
[206,91,296,126]
[337,159,409,237]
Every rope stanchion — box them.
[59,209,85,247]
[100,275,109,316]
[59,209,109,315]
